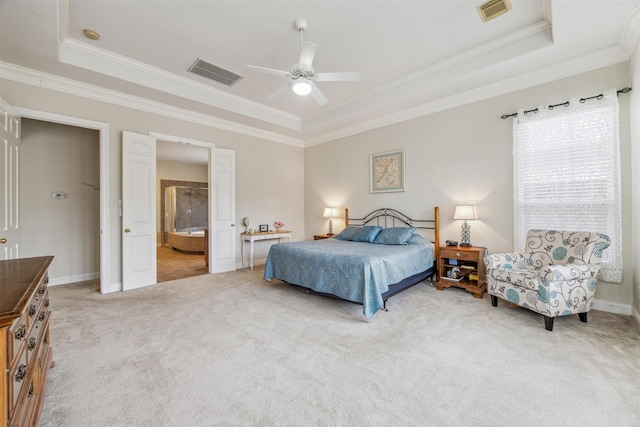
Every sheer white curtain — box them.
[513,89,622,283]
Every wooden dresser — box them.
[0,256,54,427]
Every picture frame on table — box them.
[370,149,405,193]
[259,224,268,232]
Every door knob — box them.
[0,238,6,244]
[231,224,235,227]
[124,228,131,233]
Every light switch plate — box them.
[51,192,66,199]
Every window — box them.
[513,89,622,283]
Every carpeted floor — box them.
[40,269,640,426]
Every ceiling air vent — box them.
[188,58,244,87]
[477,0,512,23]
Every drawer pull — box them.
[15,364,27,382]
[28,337,36,351]
[44,298,50,308]
[29,304,37,317]
[14,324,26,340]
[456,252,461,256]
[38,285,46,295]
[38,311,46,322]
[27,382,34,398]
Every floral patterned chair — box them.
[484,230,610,331]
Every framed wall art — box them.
[370,149,405,193]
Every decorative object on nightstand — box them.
[436,245,487,298]
[323,207,338,235]
[453,204,477,247]
[273,221,284,231]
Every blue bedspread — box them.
[263,238,434,318]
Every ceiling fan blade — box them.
[267,82,291,101]
[246,65,291,78]
[316,72,360,82]
[309,82,328,105]
[299,41,317,70]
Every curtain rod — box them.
[500,87,632,119]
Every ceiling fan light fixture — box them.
[292,79,312,96]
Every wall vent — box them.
[188,58,244,87]
[477,0,512,22]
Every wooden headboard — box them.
[344,207,440,261]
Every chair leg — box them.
[490,295,498,307]
[579,312,588,323]
[544,316,554,331]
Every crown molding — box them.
[302,20,552,129]
[304,45,630,147]
[0,62,304,147]
[58,38,302,132]
[620,5,640,55]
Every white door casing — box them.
[122,131,157,290]
[210,148,236,273]
[0,99,21,260]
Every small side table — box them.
[241,230,292,270]
[436,245,487,298]
[313,234,333,240]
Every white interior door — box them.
[209,148,236,273]
[0,98,21,260]
[122,131,157,290]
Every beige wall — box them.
[305,62,634,311]
[20,118,100,283]
[1,80,305,289]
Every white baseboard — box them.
[236,257,267,270]
[592,298,632,316]
[49,272,99,287]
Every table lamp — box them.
[323,207,338,235]
[453,204,477,247]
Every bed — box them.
[263,207,440,318]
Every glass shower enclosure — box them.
[164,186,209,242]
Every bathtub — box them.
[168,230,205,254]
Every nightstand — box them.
[313,234,333,240]
[436,246,487,298]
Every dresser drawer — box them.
[26,281,47,329]
[8,347,28,419]
[8,315,27,364]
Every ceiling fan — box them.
[247,18,360,105]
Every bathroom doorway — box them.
[156,139,210,282]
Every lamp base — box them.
[459,242,472,247]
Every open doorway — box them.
[156,139,210,282]
[20,118,101,287]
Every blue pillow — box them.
[374,227,416,245]
[407,234,428,246]
[353,226,383,243]
[335,226,361,241]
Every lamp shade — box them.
[453,205,477,220]
[323,207,338,218]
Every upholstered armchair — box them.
[484,230,611,331]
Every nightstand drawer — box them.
[440,248,477,261]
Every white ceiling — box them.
[1,0,640,156]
